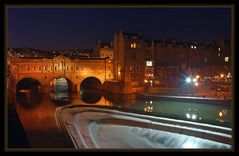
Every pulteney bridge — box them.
[8,55,113,96]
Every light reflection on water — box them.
[126,99,232,126]
[15,88,231,148]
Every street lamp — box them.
[186,77,192,83]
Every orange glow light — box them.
[194,82,199,86]
[219,111,223,117]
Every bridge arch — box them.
[16,77,42,92]
[49,77,74,92]
[80,76,103,91]
[80,76,103,104]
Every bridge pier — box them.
[41,85,49,94]
[76,84,80,92]
[8,76,17,107]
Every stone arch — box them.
[80,76,103,91]
[16,77,42,92]
[48,77,74,92]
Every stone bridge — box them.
[8,55,113,96]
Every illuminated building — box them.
[113,30,145,87]
[93,41,113,59]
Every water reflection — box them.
[49,91,72,105]
[80,89,102,104]
[126,99,231,126]
[15,89,114,148]
[14,89,232,147]
[144,100,154,112]
[16,91,42,109]
[16,89,232,127]
[185,108,201,121]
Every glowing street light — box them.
[186,77,191,83]
[220,74,224,78]
[194,82,199,87]
[192,78,197,83]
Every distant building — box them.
[144,40,154,81]
[144,39,232,87]
[7,48,92,59]
[93,41,113,59]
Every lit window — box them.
[225,57,229,62]
[130,43,136,48]
[146,61,152,66]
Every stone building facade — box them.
[8,55,113,97]
[113,30,145,90]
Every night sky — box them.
[7,7,231,50]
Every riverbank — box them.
[136,87,232,106]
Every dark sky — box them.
[7,7,231,50]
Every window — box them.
[136,73,139,78]
[130,52,136,60]
[225,57,229,62]
[146,61,153,66]
[130,43,136,48]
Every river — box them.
[15,89,232,148]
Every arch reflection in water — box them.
[16,78,42,108]
[16,91,42,109]
[80,89,102,104]
[49,77,72,105]
[49,92,72,105]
